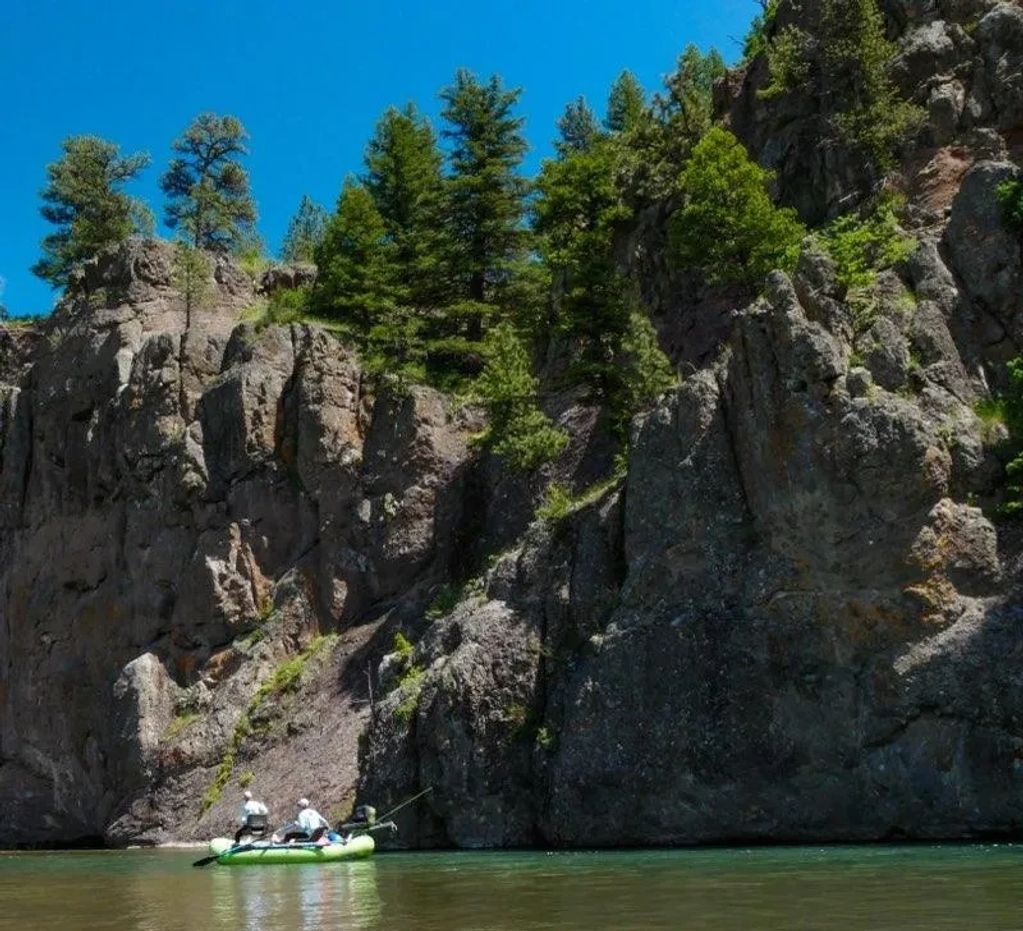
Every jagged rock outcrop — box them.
[0,241,481,845]
[3,0,1023,849]
[358,0,1023,847]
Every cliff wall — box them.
[2,0,1023,847]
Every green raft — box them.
[208,834,375,865]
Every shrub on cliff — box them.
[991,358,1023,517]
[997,178,1023,233]
[32,135,152,288]
[742,0,781,62]
[670,127,805,287]
[818,194,916,292]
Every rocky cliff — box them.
[3,0,1023,847]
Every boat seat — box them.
[244,814,269,835]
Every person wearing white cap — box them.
[294,798,329,843]
[234,789,269,843]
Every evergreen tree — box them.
[363,104,447,305]
[161,113,257,251]
[536,139,632,400]
[314,177,419,371]
[605,71,645,133]
[820,0,922,168]
[32,136,151,288]
[660,45,726,143]
[617,45,726,204]
[439,70,530,321]
[474,322,568,471]
[555,97,601,156]
[281,195,328,263]
[671,127,805,287]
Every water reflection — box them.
[208,860,381,931]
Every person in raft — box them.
[275,798,331,843]
[235,790,270,843]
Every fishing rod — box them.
[377,785,434,823]
[340,785,435,835]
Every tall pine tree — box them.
[363,104,447,306]
[536,135,675,421]
[161,113,257,251]
[555,97,601,156]
[439,69,530,331]
[314,178,421,374]
[605,71,646,133]
[32,136,152,287]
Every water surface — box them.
[2,844,1021,930]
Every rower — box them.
[235,790,269,843]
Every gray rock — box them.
[258,263,317,295]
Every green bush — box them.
[393,665,425,723]
[671,128,805,288]
[995,358,1023,516]
[616,311,677,426]
[997,178,1023,232]
[473,323,569,471]
[537,483,574,523]
[818,195,916,291]
[393,631,414,661]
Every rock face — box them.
[3,1,1023,849]
[0,242,476,845]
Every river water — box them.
[1,844,1021,930]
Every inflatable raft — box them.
[207,834,375,865]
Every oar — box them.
[192,841,257,868]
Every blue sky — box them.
[0,0,759,317]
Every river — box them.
[1,844,1021,930]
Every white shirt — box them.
[238,798,268,825]
[297,806,329,833]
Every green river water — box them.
[1,844,1022,931]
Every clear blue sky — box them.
[0,0,759,317]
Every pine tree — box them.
[605,71,645,133]
[281,195,328,263]
[820,0,922,168]
[363,104,447,306]
[474,322,567,471]
[555,97,601,156]
[535,138,634,400]
[314,177,418,371]
[32,136,152,287]
[439,70,530,321]
[161,113,257,251]
[616,45,726,205]
[660,45,726,143]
